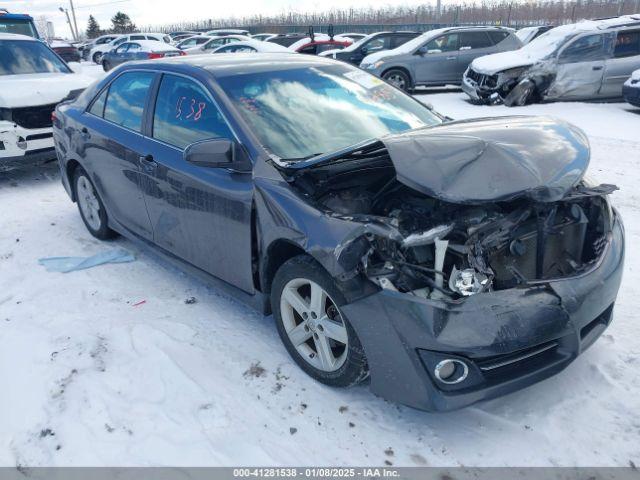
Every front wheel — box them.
[504,78,536,107]
[271,255,369,387]
[382,69,411,92]
[102,60,111,72]
[92,52,103,64]
[74,166,116,240]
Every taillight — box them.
[148,52,164,59]
[179,50,186,56]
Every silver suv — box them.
[361,26,521,91]
[462,15,640,106]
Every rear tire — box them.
[73,166,116,240]
[271,255,369,387]
[382,69,411,92]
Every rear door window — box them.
[131,35,146,40]
[614,30,640,58]
[152,74,233,149]
[103,71,155,132]
[459,31,493,49]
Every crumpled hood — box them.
[0,73,95,108]
[470,50,539,75]
[381,116,590,204]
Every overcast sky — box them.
[5,0,431,39]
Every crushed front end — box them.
[0,104,57,170]
[281,116,625,411]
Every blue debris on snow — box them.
[38,248,135,273]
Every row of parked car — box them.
[1,8,640,171]
[72,15,640,106]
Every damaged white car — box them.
[462,15,640,106]
[0,33,95,170]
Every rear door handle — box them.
[446,56,457,60]
[139,154,157,168]
[593,66,603,71]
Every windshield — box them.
[0,18,38,38]
[218,64,441,160]
[0,40,71,75]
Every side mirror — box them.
[184,138,252,172]
[360,46,368,55]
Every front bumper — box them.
[342,211,625,411]
[623,83,640,107]
[461,69,503,103]
[0,121,55,168]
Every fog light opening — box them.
[434,359,469,385]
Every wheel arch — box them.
[260,239,307,296]
[65,159,82,202]
[381,65,414,88]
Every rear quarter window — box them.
[614,31,640,58]
[488,31,510,45]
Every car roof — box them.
[0,32,37,41]
[122,39,176,50]
[121,52,341,77]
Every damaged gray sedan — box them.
[463,15,640,106]
[53,54,624,411]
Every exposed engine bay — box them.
[284,138,617,300]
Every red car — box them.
[49,39,80,63]
[295,38,352,55]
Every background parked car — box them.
[102,40,184,71]
[175,35,209,50]
[361,26,521,91]
[0,9,39,38]
[90,32,171,64]
[205,28,250,36]
[516,25,555,44]
[337,32,367,42]
[623,68,640,106]
[183,35,251,55]
[80,34,119,60]
[49,39,81,63]
[462,15,640,106]
[319,31,419,65]
[210,39,293,53]
[0,33,94,169]
[168,30,199,40]
[266,33,308,47]
[288,33,353,55]
[251,33,277,41]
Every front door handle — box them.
[139,154,157,168]
[593,66,603,71]
[446,56,457,60]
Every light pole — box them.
[69,0,80,40]
[58,6,76,40]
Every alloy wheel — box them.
[385,73,407,90]
[280,278,349,372]
[77,175,102,231]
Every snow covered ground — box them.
[1,88,639,467]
